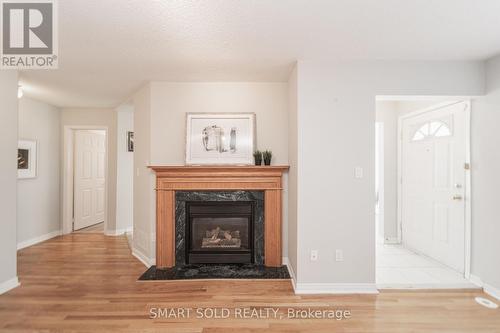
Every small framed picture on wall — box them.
[127,131,134,152]
[18,140,37,179]
[185,113,255,165]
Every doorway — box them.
[400,101,469,273]
[62,126,109,234]
[73,130,106,231]
[375,98,474,288]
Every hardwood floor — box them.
[0,234,498,332]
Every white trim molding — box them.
[17,230,62,250]
[283,257,378,294]
[0,277,20,295]
[132,247,153,268]
[282,257,297,290]
[105,227,133,236]
[294,283,379,295]
[470,274,500,301]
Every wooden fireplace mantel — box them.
[149,165,289,268]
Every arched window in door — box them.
[411,120,451,142]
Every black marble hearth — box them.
[139,264,290,280]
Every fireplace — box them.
[150,166,288,268]
[186,201,254,264]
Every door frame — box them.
[62,126,109,234]
[375,122,385,244]
[397,100,471,278]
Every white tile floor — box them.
[376,244,478,289]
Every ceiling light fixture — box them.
[18,85,23,99]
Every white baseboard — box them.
[470,274,500,301]
[105,227,133,236]
[384,237,400,245]
[294,282,379,294]
[132,247,153,268]
[377,283,478,290]
[17,230,62,250]
[282,257,378,294]
[0,277,20,295]
[484,284,500,301]
[469,274,482,287]
[282,257,297,290]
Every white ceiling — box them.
[20,0,500,108]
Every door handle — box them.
[452,195,463,201]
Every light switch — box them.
[335,249,344,262]
[355,167,363,179]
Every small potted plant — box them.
[253,150,263,166]
[263,150,272,166]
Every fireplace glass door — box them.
[186,201,254,264]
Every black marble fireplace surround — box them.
[138,191,290,281]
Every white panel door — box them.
[402,102,468,273]
[74,130,106,230]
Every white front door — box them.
[74,130,106,231]
[401,101,468,273]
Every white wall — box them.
[0,71,19,294]
[17,97,61,247]
[116,104,134,233]
[471,55,500,293]
[61,108,118,234]
[149,82,289,165]
[294,60,485,287]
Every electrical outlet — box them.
[310,250,318,261]
[335,249,344,262]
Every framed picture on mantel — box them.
[185,113,255,165]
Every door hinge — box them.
[464,163,470,170]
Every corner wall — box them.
[149,82,290,264]
[0,71,19,294]
[116,104,134,234]
[471,55,500,296]
[295,60,485,289]
[18,97,61,247]
[287,66,299,281]
[132,82,290,265]
[132,84,155,265]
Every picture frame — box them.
[127,131,134,152]
[185,113,256,165]
[18,139,37,179]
